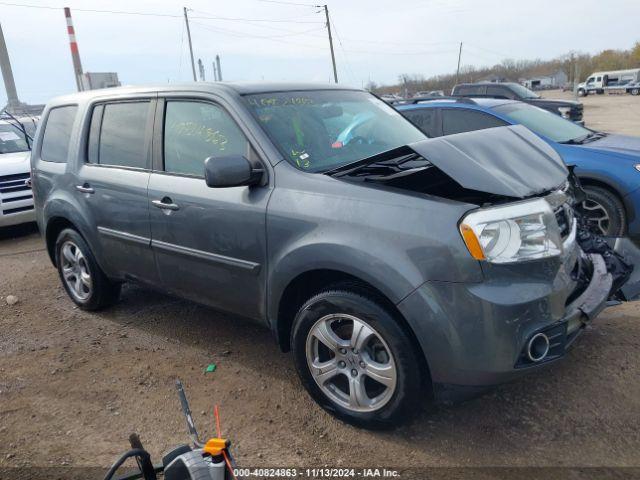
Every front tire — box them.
[291,289,422,428]
[579,186,626,237]
[631,88,640,96]
[55,228,121,310]
[578,89,586,97]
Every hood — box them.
[408,124,568,198]
[581,134,640,158]
[528,97,580,107]
[0,150,31,170]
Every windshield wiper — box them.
[562,132,605,145]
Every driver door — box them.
[148,97,271,321]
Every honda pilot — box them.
[31,83,636,428]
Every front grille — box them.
[554,205,572,239]
[0,172,34,216]
[570,104,584,121]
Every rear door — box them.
[147,96,271,320]
[74,97,157,283]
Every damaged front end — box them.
[327,124,639,324]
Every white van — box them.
[578,68,640,96]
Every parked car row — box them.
[29,83,639,428]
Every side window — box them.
[596,76,602,82]
[441,109,508,136]
[94,101,151,168]
[86,104,103,164]
[487,86,513,99]
[41,105,78,163]
[402,109,439,137]
[163,101,249,177]
[456,85,484,96]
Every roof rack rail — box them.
[391,96,477,105]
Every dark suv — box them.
[452,82,584,123]
[31,83,633,427]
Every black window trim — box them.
[152,96,267,182]
[39,103,79,163]
[83,97,156,172]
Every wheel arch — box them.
[43,197,99,268]
[273,268,432,387]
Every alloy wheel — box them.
[580,198,610,235]
[305,313,397,413]
[60,241,92,301]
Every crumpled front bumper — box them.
[397,233,637,404]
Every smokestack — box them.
[0,22,20,111]
[216,55,222,82]
[64,7,84,91]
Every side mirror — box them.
[204,155,263,188]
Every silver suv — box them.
[31,83,635,428]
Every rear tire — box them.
[291,288,422,429]
[55,228,121,310]
[632,88,640,96]
[580,186,626,237]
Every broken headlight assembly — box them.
[459,198,563,263]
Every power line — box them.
[191,21,324,40]
[256,0,317,7]
[0,1,322,23]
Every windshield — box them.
[245,90,426,172]
[508,83,540,99]
[0,122,30,154]
[493,103,591,143]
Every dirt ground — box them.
[541,89,640,135]
[2,94,640,479]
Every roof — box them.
[396,97,519,110]
[46,82,361,105]
[455,81,519,87]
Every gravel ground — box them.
[1,93,640,479]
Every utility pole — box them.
[64,8,84,91]
[216,54,222,81]
[321,5,338,83]
[455,42,463,86]
[198,58,205,81]
[0,22,21,111]
[184,7,197,81]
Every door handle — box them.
[76,184,95,194]
[152,198,180,211]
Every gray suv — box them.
[31,83,633,428]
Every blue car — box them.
[397,98,640,239]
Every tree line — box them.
[371,42,640,96]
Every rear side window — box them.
[41,106,78,163]
[88,101,151,168]
[455,85,484,96]
[441,109,508,136]
[163,100,249,177]
[486,86,513,99]
[402,109,439,137]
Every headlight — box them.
[557,106,572,119]
[459,198,563,263]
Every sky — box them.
[1,0,639,106]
